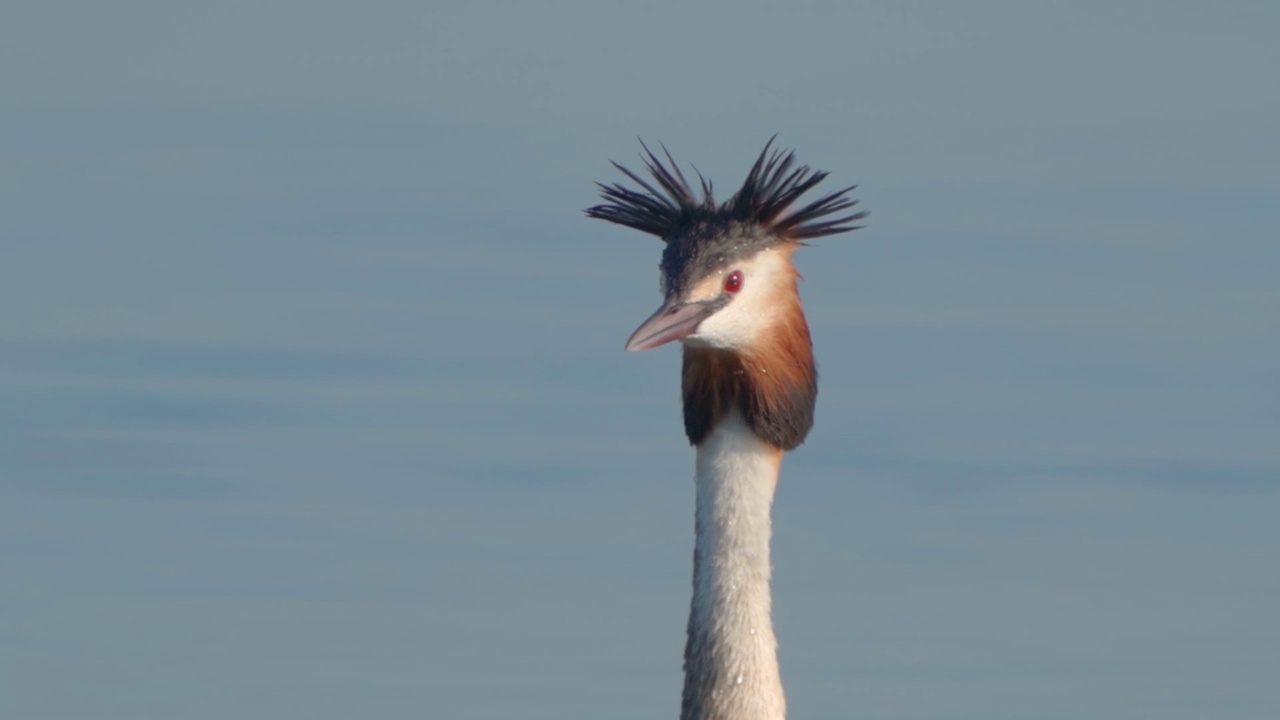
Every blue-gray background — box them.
[3,2,1277,718]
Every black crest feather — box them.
[586,136,866,241]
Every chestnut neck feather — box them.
[681,304,817,451]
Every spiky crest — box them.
[586,136,866,241]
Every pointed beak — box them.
[625,299,716,352]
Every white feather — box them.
[688,410,786,720]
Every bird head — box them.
[589,137,864,353]
[623,223,798,352]
[587,138,865,448]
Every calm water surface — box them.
[4,3,1278,718]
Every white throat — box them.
[683,411,785,720]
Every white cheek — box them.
[680,249,792,350]
[685,303,758,349]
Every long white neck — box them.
[682,411,786,720]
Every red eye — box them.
[724,270,743,293]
